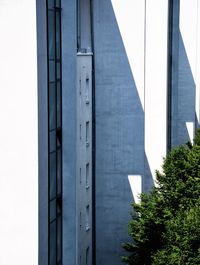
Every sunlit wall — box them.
[0,1,38,265]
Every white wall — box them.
[111,0,168,183]
[0,1,38,264]
[111,0,145,109]
[179,0,200,133]
[145,0,168,180]
[196,1,200,124]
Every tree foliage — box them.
[122,129,200,265]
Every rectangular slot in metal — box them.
[86,247,89,265]
[86,163,89,189]
[86,121,89,146]
[86,205,90,231]
[85,73,89,104]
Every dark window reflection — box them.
[48,0,54,9]
[49,61,56,82]
[57,216,62,262]
[50,199,56,222]
[57,63,61,80]
[56,0,61,8]
[50,221,56,265]
[48,11,55,59]
[57,149,61,196]
[57,82,61,128]
[56,128,62,147]
[47,1,62,264]
[50,152,56,199]
[56,12,61,59]
[50,130,56,153]
[49,83,56,130]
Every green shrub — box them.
[122,129,200,265]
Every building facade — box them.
[0,1,199,265]
[37,1,200,265]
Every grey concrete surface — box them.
[93,1,153,264]
[176,31,195,145]
[36,0,48,264]
[76,54,93,265]
[62,1,77,264]
[170,1,196,147]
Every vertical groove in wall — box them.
[143,0,146,188]
[90,1,96,263]
[167,0,173,151]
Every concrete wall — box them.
[93,0,168,264]
[92,1,200,264]
[0,1,38,265]
[171,0,200,147]
[36,1,48,265]
[76,54,93,265]
[93,1,145,264]
[62,1,77,265]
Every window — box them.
[86,121,89,146]
[86,247,89,265]
[86,163,89,189]
[80,124,82,140]
[47,0,62,264]
[85,74,90,104]
[80,212,82,229]
[86,205,90,231]
[80,167,82,184]
[77,0,92,52]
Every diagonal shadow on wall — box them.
[93,1,154,265]
[94,1,200,265]
[171,30,197,147]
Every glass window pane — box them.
[56,62,61,80]
[50,152,56,199]
[49,61,55,82]
[50,129,56,153]
[57,149,61,196]
[57,82,61,128]
[50,198,56,222]
[48,0,54,8]
[57,196,62,215]
[48,11,55,59]
[56,0,60,8]
[50,220,56,265]
[56,128,62,148]
[56,12,61,59]
[49,83,56,130]
[57,216,62,262]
